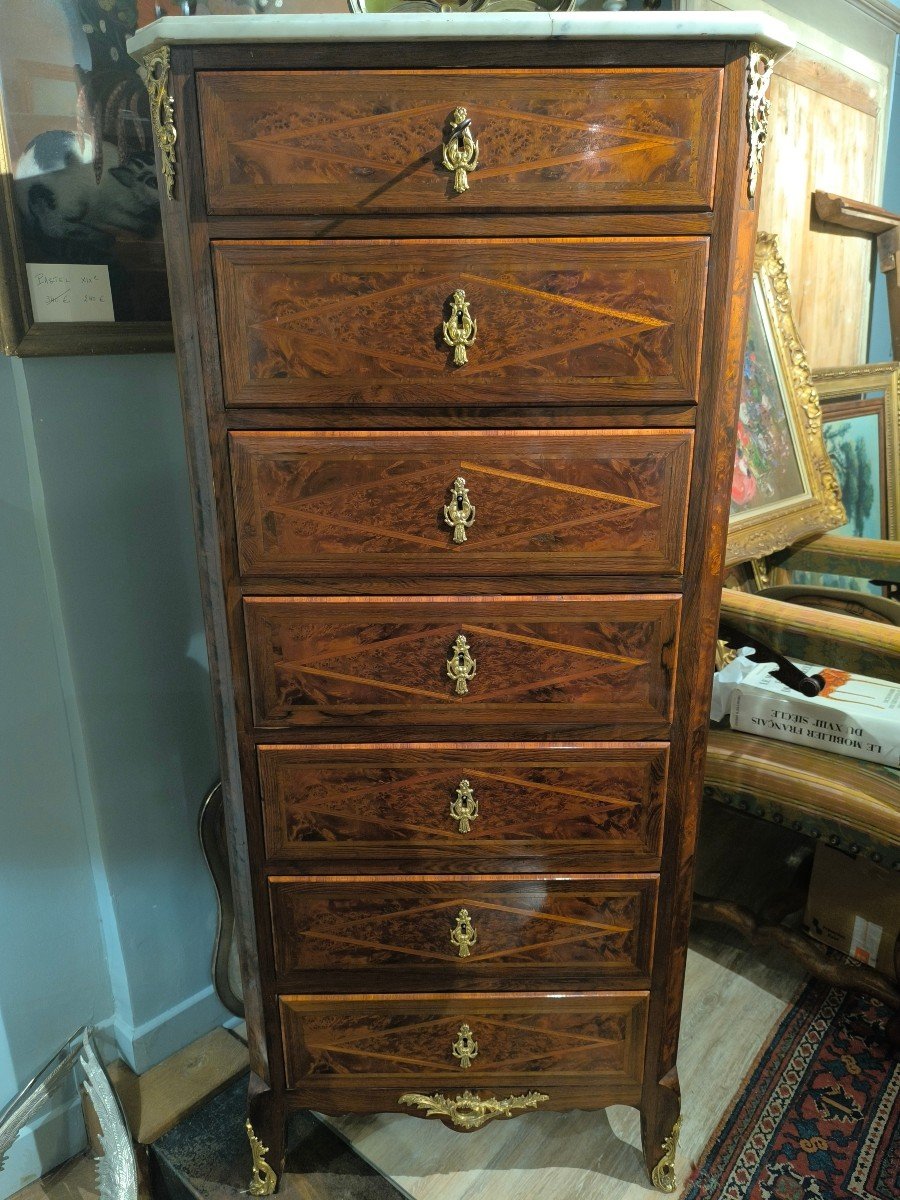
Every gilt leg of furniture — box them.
[128,10,795,1194]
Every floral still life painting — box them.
[725,235,844,567]
[731,288,806,517]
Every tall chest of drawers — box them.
[131,12,792,1194]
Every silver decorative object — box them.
[0,1029,138,1200]
[0,1037,82,1172]
[79,1031,139,1200]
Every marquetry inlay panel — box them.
[279,993,648,1088]
[212,239,708,409]
[199,68,722,215]
[243,596,681,739]
[269,877,657,989]
[257,744,668,871]
[229,430,693,581]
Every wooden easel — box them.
[814,190,900,357]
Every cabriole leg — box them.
[641,1069,682,1194]
[246,1075,287,1196]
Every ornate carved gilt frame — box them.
[725,234,846,567]
[810,361,900,541]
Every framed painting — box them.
[726,234,845,567]
[811,363,899,541]
[786,361,900,595]
[0,0,179,355]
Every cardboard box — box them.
[804,843,899,979]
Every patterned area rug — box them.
[685,982,898,1200]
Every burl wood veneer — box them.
[243,595,680,737]
[135,13,788,1194]
[199,68,722,215]
[229,430,693,583]
[257,743,669,873]
[280,993,648,1095]
[213,238,708,409]
[268,875,657,991]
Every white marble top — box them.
[128,11,795,59]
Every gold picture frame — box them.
[726,233,845,567]
[810,362,900,542]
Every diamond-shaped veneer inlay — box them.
[214,240,707,407]
[201,66,723,217]
[230,429,692,579]
[300,1011,629,1075]
[279,994,649,1089]
[253,271,667,377]
[237,101,686,181]
[285,623,646,706]
[300,898,636,966]
[283,767,639,843]
[245,595,680,733]
[269,881,652,975]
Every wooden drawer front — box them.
[199,69,721,215]
[269,877,657,991]
[213,239,707,409]
[244,596,680,740]
[258,744,668,873]
[230,430,693,581]
[280,993,648,1091]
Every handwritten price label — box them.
[26,264,115,322]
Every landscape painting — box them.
[823,407,884,541]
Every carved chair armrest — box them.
[771,533,900,584]
[720,587,900,681]
[705,728,900,855]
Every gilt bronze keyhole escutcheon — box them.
[446,633,476,695]
[442,106,479,194]
[450,779,478,833]
[444,476,475,544]
[442,290,477,366]
[452,1023,479,1069]
[450,907,477,957]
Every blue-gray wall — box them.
[0,353,225,1197]
[0,354,113,1193]
[869,60,900,362]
